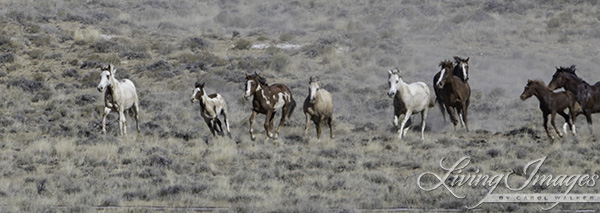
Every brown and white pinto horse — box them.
[244,73,296,140]
[191,82,231,137]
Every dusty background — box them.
[0,0,600,211]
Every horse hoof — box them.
[251,136,256,141]
[331,135,335,139]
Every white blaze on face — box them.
[244,80,253,98]
[191,88,200,102]
[436,69,446,87]
[388,73,399,96]
[309,82,319,102]
[461,64,468,81]
[97,71,111,92]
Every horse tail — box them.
[288,97,296,119]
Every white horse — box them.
[96,64,140,136]
[387,69,434,140]
[303,76,334,139]
[191,82,231,137]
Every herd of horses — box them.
[96,58,600,141]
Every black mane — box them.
[250,73,268,86]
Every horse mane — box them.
[527,79,549,89]
[439,60,454,71]
[556,65,588,85]
[195,81,204,88]
[250,73,268,86]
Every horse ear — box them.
[453,56,460,62]
[465,57,469,63]
[201,82,205,88]
[388,69,393,75]
[109,64,116,74]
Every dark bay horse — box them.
[548,65,600,132]
[244,73,296,140]
[520,80,577,139]
[435,60,471,132]
[433,56,469,121]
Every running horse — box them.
[433,56,469,121]
[191,82,231,137]
[387,68,435,140]
[520,80,577,139]
[96,64,140,136]
[435,60,471,132]
[548,65,600,133]
[244,73,296,140]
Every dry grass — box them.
[0,0,600,211]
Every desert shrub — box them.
[9,77,44,92]
[80,60,101,69]
[80,71,101,88]
[73,28,100,45]
[237,56,270,71]
[180,37,212,52]
[269,53,290,72]
[91,40,121,53]
[32,91,52,102]
[26,49,45,59]
[0,53,15,64]
[75,94,97,106]
[62,69,79,78]
[233,39,252,50]
[120,51,148,59]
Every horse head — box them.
[308,76,321,103]
[520,80,539,100]
[548,65,576,90]
[436,60,454,89]
[387,69,402,97]
[97,64,116,92]
[191,81,205,103]
[244,73,260,100]
[454,56,469,82]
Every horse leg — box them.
[557,111,572,135]
[222,110,231,138]
[274,108,288,139]
[134,102,140,134]
[304,112,311,137]
[420,108,428,141]
[462,104,469,132]
[398,111,412,139]
[543,113,553,139]
[316,117,323,139]
[550,112,562,137]
[102,107,111,134]
[328,117,335,139]
[205,118,215,137]
[264,110,274,139]
[249,111,257,140]
[585,111,593,134]
[446,106,458,132]
[119,110,126,136]
[214,118,224,136]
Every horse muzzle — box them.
[97,86,105,93]
[387,91,395,98]
[519,94,527,100]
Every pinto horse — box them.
[520,80,577,139]
[435,60,471,132]
[433,56,469,121]
[191,82,231,137]
[244,73,296,140]
[548,65,600,133]
[96,64,140,136]
[387,69,435,140]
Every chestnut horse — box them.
[435,60,471,132]
[548,65,600,133]
[244,73,296,140]
[433,56,469,122]
[520,80,577,139]
[191,82,231,137]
